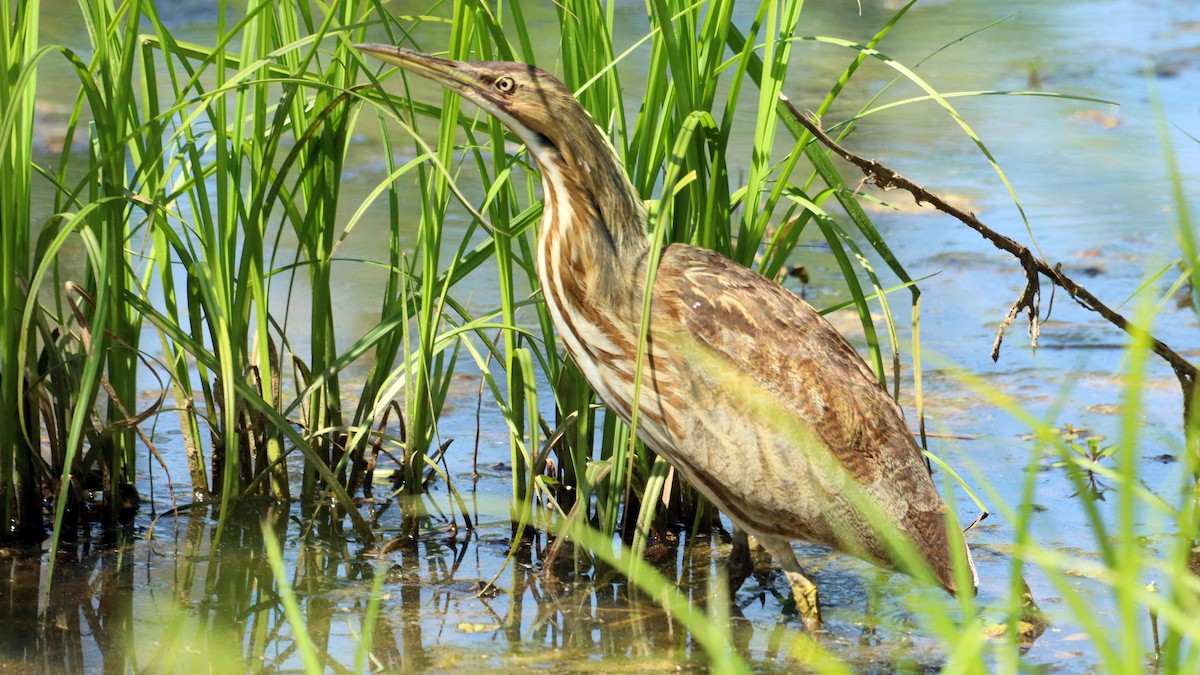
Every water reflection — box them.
[2,501,992,672]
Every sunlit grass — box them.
[0,0,43,541]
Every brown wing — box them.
[648,243,962,587]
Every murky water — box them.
[7,0,1200,671]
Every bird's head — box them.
[357,44,649,260]
[355,44,583,169]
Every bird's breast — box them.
[535,217,682,449]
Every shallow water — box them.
[7,0,1200,671]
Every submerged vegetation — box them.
[1,0,1199,671]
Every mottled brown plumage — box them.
[357,44,977,629]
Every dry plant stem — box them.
[786,100,1199,420]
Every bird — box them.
[356,44,977,630]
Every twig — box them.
[782,98,1198,418]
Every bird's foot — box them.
[785,570,823,633]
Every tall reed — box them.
[0,0,42,541]
[131,0,380,537]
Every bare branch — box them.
[782,98,1197,415]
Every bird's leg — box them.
[759,537,822,632]
[728,527,755,593]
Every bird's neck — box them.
[533,133,649,308]
[532,133,650,386]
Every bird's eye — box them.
[495,76,516,93]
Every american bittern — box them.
[358,44,977,629]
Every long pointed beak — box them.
[355,44,476,96]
